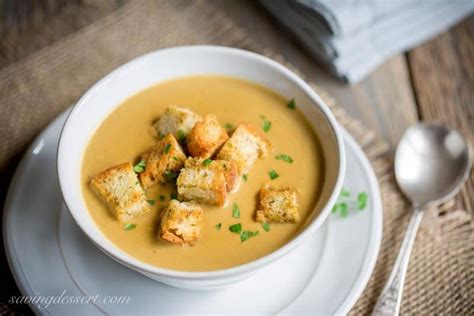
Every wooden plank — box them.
[209,0,419,148]
[407,15,474,212]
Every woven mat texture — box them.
[0,1,472,315]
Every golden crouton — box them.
[153,106,202,140]
[187,115,229,158]
[183,157,238,192]
[177,157,227,206]
[159,200,203,246]
[90,162,150,222]
[217,123,272,175]
[256,186,300,223]
[139,134,187,188]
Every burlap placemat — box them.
[0,1,472,314]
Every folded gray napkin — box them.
[261,0,474,83]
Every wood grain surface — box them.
[408,15,474,213]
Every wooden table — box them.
[0,0,472,313]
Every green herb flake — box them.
[164,170,179,182]
[133,159,146,173]
[243,174,248,182]
[123,223,136,231]
[232,203,240,219]
[269,170,279,180]
[340,188,351,197]
[159,132,165,139]
[224,123,235,130]
[287,99,296,109]
[173,156,179,161]
[339,203,349,217]
[262,120,272,133]
[159,195,166,202]
[164,143,171,154]
[203,159,213,167]
[262,222,270,232]
[229,223,242,234]
[215,223,222,230]
[147,199,155,206]
[358,192,368,210]
[240,230,259,242]
[276,154,293,163]
[177,129,186,144]
[170,192,178,200]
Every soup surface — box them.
[81,76,324,271]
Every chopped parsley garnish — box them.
[147,199,155,205]
[173,156,179,161]
[243,174,248,182]
[224,123,235,130]
[276,154,293,163]
[123,223,136,231]
[240,230,259,242]
[164,170,179,182]
[287,99,296,109]
[133,159,146,173]
[262,120,272,132]
[332,202,349,217]
[340,189,351,197]
[215,223,222,230]
[332,189,368,217]
[229,223,242,234]
[170,192,178,200]
[164,143,171,154]
[158,132,165,139]
[159,195,166,202]
[177,129,186,144]
[358,192,368,210]
[203,159,213,167]
[269,170,279,180]
[262,222,270,232]
[232,203,240,219]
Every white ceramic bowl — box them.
[57,46,346,290]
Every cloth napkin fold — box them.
[261,0,474,83]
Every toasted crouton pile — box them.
[90,162,150,222]
[187,115,229,158]
[90,105,300,247]
[139,134,186,188]
[159,200,203,246]
[153,106,202,139]
[217,123,272,176]
[256,186,300,223]
[177,157,227,206]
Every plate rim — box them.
[3,111,383,315]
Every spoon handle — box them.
[372,206,424,316]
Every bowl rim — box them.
[57,45,346,279]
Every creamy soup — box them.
[81,76,324,271]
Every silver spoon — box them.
[372,123,472,316]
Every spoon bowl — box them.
[395,124,472,206]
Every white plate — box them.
[3,110,382,315]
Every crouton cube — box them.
[90,162,150,222]
[153,106,202,140]
[217,123,272,175]
[159,200,203,246]
[139,134,187,188]
[183,157,239,192]
[256,186,300,223]
[187,114,229,158]
[177,157,227,206]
